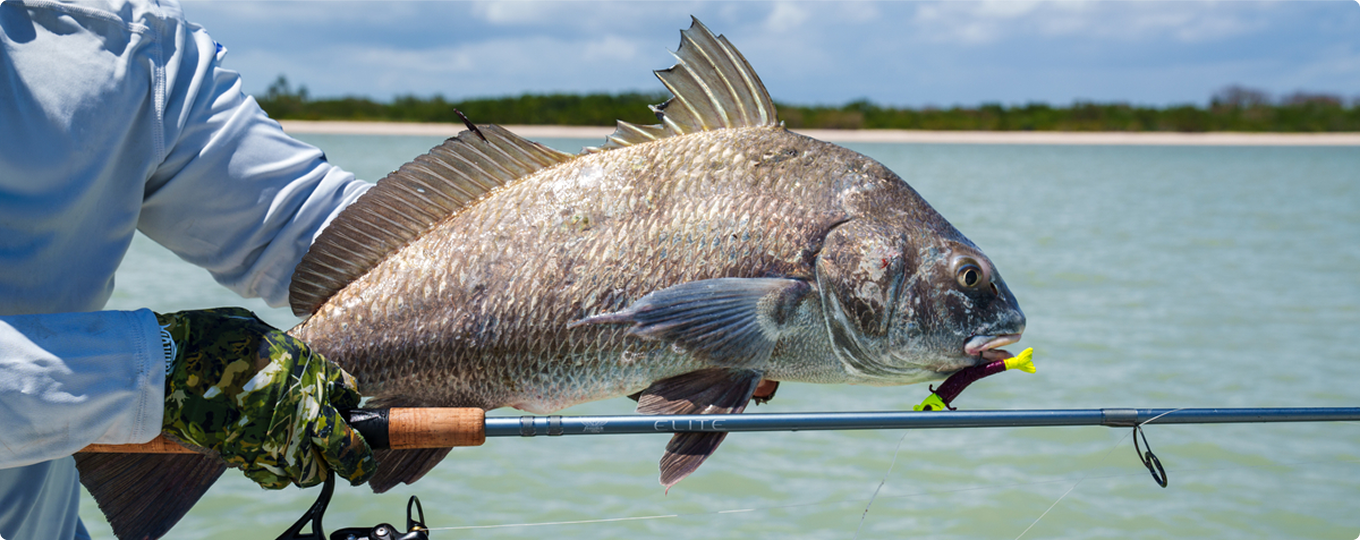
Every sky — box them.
[180,1,1360,108]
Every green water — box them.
[86,134,1360,539]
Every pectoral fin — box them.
[362,395,454,493]
[367,447,454,494]
[575,279,809,488]
[571,277,811,367]
[633,368,762,489]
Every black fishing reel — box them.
[278,471,430,540]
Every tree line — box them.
[257,77,1360,132]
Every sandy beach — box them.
[279,119,1360,146]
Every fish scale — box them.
[291,104,1022,490]
[295,128,830,409]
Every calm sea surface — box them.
[85,134,1359,539]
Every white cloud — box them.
[973,0,1044,19]
[469,1,708,34]
[470,1,564,25]
[764,2,810,32]
[907,1,1274,45]
[833,1,882,24]
[580,34,644,63]
[201,1,1359,107]
[248,34,661,98]
[185,1,423,28]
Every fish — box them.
[75,17,1024,539]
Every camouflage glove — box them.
[157,307,375,489]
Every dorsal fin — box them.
[290,125,573,316]
[596,17,779,151]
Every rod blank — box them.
[82,407,1360,454]
[497,407,1360,438]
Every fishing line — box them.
[414,413,1357,538]
[1016,407,1186,539]
[416,456,1359,534]
[854,432,910,539]
[421,479,1056,534]
[1006,450,1357,537]
[429,513,682,531]
[1014,437,1126,540]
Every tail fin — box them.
[74,452,226,539]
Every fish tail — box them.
[74,451,226,539]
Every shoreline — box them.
[279,120,1360,146]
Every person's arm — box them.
[138,14,370,307]
[133,14,377,487]
[0,310,164,469]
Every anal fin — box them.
[635,368,762,489]
[74,452,226,539]
[661,432,731,491]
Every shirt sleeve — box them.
[0,309,165,468]
[137,18,370,308]
[0,3,370,468]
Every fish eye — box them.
[957,265,982,288]
[953,257,985,288]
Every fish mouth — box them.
[964,333,1023,363]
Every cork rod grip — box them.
[77,407,487,454]
[389,407,486,448]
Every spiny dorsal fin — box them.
[596,17,779,151]
[290,125,573,316]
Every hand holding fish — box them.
[156,308,376,489]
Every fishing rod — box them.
[83,405,1360,538]
[81,348,1360,538]
[88,348,1360,453]
[85,406,1360,454]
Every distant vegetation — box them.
[258,77,1360,132]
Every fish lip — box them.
[964,333,1022,358]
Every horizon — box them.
[262,76,1357,110]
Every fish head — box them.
[814,161,1026,385]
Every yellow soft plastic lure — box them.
[914,347,1034,411]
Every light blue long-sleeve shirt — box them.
[0,0,370,537]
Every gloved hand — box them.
[156,307,375,489]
